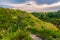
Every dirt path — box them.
[30,34,42,40]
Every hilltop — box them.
[0,8,60,40]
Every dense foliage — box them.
[32,11,60,29]
[0,8,60,40]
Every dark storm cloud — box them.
[35,0,60,4]
[7,0,60,4]
[0,0,60,4]
[0,0,27,4]
[7,0,27,4]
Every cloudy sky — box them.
[0,0,60,12]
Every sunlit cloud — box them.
[1,0,60,12]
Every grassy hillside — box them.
[0,8,60,40]
[32,12,60,29]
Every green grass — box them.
[0,8,60,40]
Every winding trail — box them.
[30,34,42,40]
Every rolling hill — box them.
[0,8,60,40]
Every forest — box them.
[0,7,60,40]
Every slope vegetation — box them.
[0,8,60,40]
